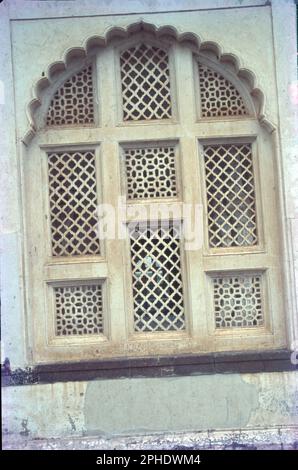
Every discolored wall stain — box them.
[84,374,259,435]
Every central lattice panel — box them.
[46,65,94,126]
[129,223,185,332]
[54,283,104,336]
[203,143,258,248]
[212,274,264,328]
[120,43,172,121]
[47,150,100,256]
[198,63,248,118]
[124,145,177,199]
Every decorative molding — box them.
[23,21,273,144]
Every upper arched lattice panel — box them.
[120,42,172,121]
[46,65,95,126]
[24,21,269,143]
[198,62,249,118]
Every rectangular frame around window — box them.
[21,36,288,366]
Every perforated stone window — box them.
[123,145,178,200]
[47,150,100,256]
[212,274,263,328]
[54,283,104,336]
[129,223,185,332]
[203,143,258,248]
[198,63,248,118]
[25,30,286,364]
[46,65,94,126]
[120,43,172,121]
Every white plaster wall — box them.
[1,0,297,447]
[2,372,298,445]
[0,1,27,367]
[5,0,270,19]
[271,0,298,346]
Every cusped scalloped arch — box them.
[23,20,272,145]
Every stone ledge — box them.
[2,349,297,386]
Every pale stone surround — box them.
[0,0,297,448]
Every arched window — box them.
[23,26,286,364]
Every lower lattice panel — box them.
[54,283,104,336]
[130,223,185,332]
[212,274,264,328]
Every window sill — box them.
[1,349,296,387]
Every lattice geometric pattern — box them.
[54,283,103,336]
[47,150,100,256]
[203,143,258,248]
[212,274,263,328]
[120,44,172,121]
[130,223,185,332]
[198,63,248,118]
[46,66,94,126]
[124,146,177,199]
